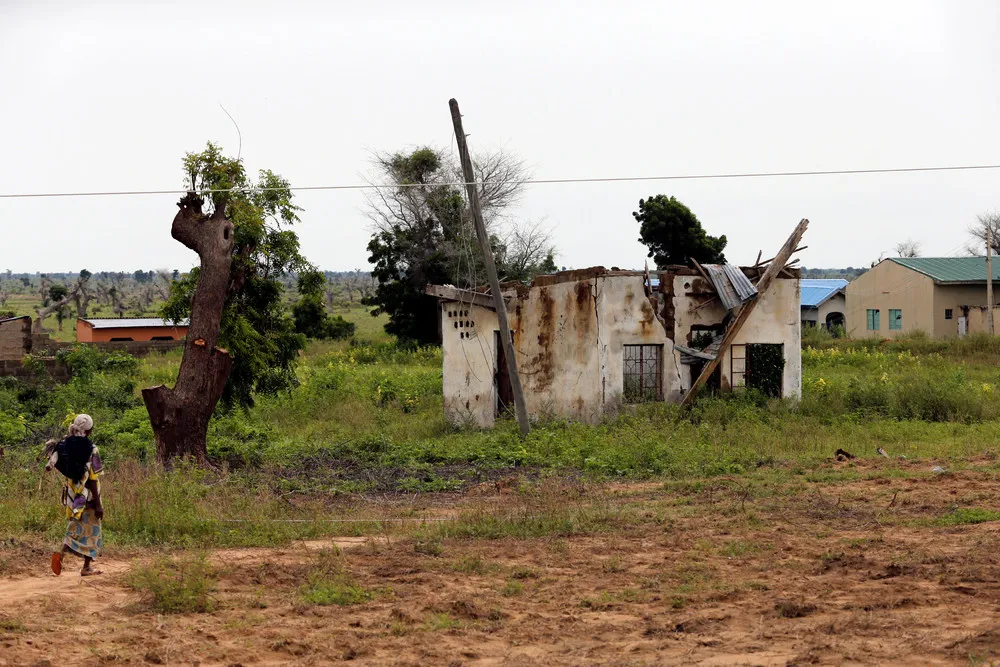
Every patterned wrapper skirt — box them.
[64,508,102,559]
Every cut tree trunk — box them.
[142,193,235,464]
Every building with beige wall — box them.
[846,257,999,338]
[430,266,801,428]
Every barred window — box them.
[623,344,662,403]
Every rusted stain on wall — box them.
[530,287,556,390]
[639,299,656,334]
[659,270,677,340]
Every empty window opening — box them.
[150,336,174,341]
[739,343,785,398]
[494,331,515,417]
[109,337,134,342]
[945,309,953,320]
[623,344,663,403]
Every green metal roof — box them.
[890,257,1000,283]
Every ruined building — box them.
[429,265,801,427]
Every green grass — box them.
[938,508,1000,526]
[7,325,1000,549]
[422,613,461,631]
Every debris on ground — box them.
[834,448,855,461]
[876,447,890,458]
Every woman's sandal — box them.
[81,567,103,577]
[51,552,62,576]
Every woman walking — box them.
[45,414,104,576]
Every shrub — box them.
[0,412,26,445]
[57,345,139,382]
[126,554,216,613]
[207,413,272,467]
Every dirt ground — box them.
[5,459,1000,666]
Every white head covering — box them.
[68,414,94,437]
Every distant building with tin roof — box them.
[76,318,190,343]
[800,279,847,331]
[846,257,999,338]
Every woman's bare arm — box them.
[85,478,103,520]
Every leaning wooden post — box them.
[449,98,530,437]
[987,224,994,335]
[680,218,809,407]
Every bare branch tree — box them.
[152,270,173,301]
[71,271,93,318]
[968,211,1000,256]
[497,219,557,281]
[34,281,82,332]
[894,239,921,258]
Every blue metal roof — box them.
[800,279,848,308]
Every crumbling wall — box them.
[441,301,499,427]
[672,276,801,399]
[440,271,682,427]
[0,317,31,361]
[962,306,1000,336]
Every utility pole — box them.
[988,224,994,335]
[448,98,530,437]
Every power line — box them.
[2,163,999,200]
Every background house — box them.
[845,257,1000,338]
[800,279,847,330]
[76,318,189,343]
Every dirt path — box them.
[5,469,1000,665]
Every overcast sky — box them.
[2,0,999,274]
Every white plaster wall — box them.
[439,274,682,427]
[672,276,802,399]
[440,302,499,427]
[593,276,683,405]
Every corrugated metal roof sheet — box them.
[800,279,848,308]
[891,257,1000,283]
[722,264,757,301]
[80,318,189,329]
[703,264,758,311]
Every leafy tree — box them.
[48,284,68,303]
[633,195,727,268]
[292,270,356,340]
[149,142,309,462]
[364,146,551,345]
